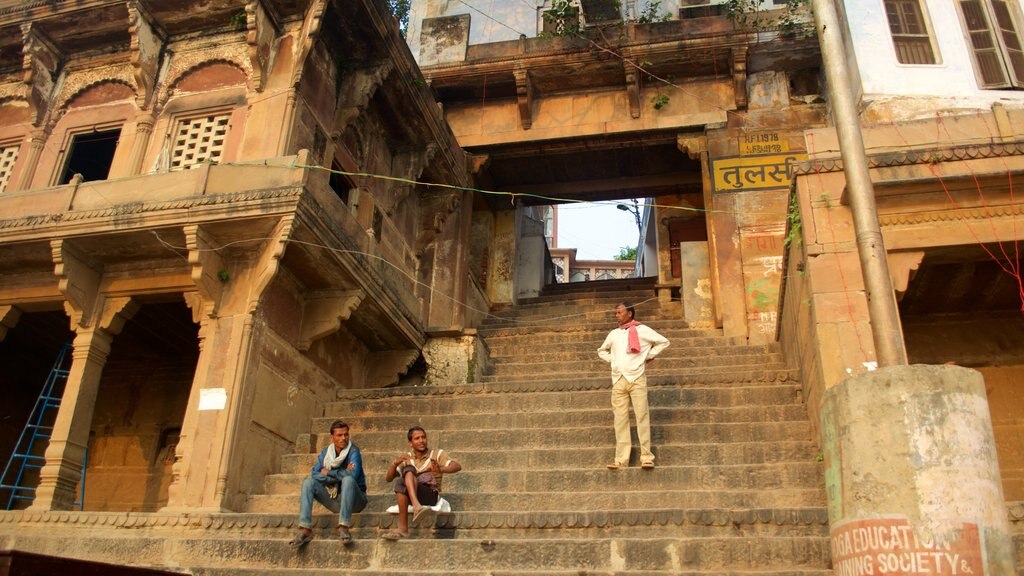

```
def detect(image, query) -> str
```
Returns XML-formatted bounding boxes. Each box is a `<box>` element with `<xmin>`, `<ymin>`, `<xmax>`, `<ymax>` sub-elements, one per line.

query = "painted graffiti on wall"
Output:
<box><xmin>831</xmin><ymin>518</ymin><xmax>984</xmax><ymax>576</ymax></box>
<box><xmin>741</xmin><ymin>227</ymin><xmax>786</xmax><ymax>343</ymax></box>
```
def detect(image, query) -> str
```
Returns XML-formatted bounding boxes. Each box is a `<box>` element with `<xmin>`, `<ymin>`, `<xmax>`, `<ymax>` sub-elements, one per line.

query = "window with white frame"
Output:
<box><xmin>0</xmin><ymin>144</ymin><xmax>19</xmax><ymax>193</ymax></box>
<box><xmin>885</xmin><ymin>0</ymin><xmax>939</xmax><ymax>64</ymax></box>
<box><xmin>959</xmin><ymin>0</ymin><xmax>1024</xmax><ymax>88</ymax></box>
<box><xmin>169</xmin><ymin>113</ymin><xmax>231</xmax><ymax>171</ymax></box>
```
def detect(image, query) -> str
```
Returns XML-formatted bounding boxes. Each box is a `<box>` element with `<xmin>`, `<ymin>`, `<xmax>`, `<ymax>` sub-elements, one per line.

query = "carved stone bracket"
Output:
<box><xmin>331</xmin><ymin>60</ymin><xmax>395</xmax><ymax>138</ymax></box>
<box><xmin>128</xmin><ymin>0</ymin><xmax>165</xmax><ymax>108</ymax></box>
<box><xmin>622</xmin><ymin>50</ymin><xmax>641</xmax><ymax>120</ymax></box>
<box><xmin>677</xmin><ymin>134</ymin><xmax>708</xmax><ymax>160</ymax></box>
<box><xmin>249</xmin><ymin>215</ymin><xmax>296</xmax><ymax>313</ymax></box>
<box><xmin>513</xmin><ymin>67</ymin><xmax>534</xmax><ymax>130</ymax></box>
<box><xmin>98</xmin><ymin>296</ymin><xmax>141</xmax><ymax>335</ymax></box>
<box><xmin>887</xmin><ymin>250</ymin><xmax>925</xmax><ymax>301</ymax></box>
<box><xmin>731</xmin><ymin>46</ymin><xmax>748</xmax><ymax>110</ymax></box>
<box><xmin>297</xmin><ymin>290</ymin><xmax>365</xmax><ymax>351</ymax></box>
<box><xmin>185</xmin><ymin>225</ymin><xmax>225</xmax><ymax>318</ymax></box>
<box><xmin>387</xmin><ymin>144</ymin><xmax>438</xmax><ymax>215</ymax></box>
<box><xmin>0</xmin><ymin>305</ymin><xmax>22</xmax><ymax>343</ymax></box>
<box><xmin>21</xmin><ymin>23</ymin><xmax>62</xmax><ymax>126</ymax></box>
<box><xmin>367</xmin><ymin>349</ymin><xmax>420</xmax><ymax>388</ymax></box>
<box><xmin>467</xmin><ymin>154</ymin><xmax>490</xmax><ymax>176</ymax></box>
<box><xmin>290</xmin><ymin>0</ymin><xmax>327</xmax><ymax>88</ymax></box>
<box><xmin>51</xmin><ymin>239</ymin><xmax>101</xmax><ymax>332</ymax></box>
<box><xmin>246</xmin><ymin>0</ymin><xmax>281</xmax><ymax>93</ymax></box>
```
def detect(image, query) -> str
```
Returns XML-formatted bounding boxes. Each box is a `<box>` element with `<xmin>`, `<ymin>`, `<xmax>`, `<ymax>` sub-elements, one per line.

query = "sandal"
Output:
<box><xmin>381</xmin><ymin>531</ymin><xmax>409</xmax><ymax>540</ymax></box>
<box><xmin>288</xmin><ymin>532</ymin><xmax>313</xmax><ymax>548</ymax></box>
<box><xmin>338</xmin><ymin>527</ymin><xmax>353</xmax><ymax>545</ymax></box>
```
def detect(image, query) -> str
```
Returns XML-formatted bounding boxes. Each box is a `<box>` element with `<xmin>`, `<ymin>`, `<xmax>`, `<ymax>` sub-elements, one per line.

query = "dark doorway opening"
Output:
<box><xmin>59</xmin><ymin>128</ymin><xmax>121</xmax><ymax>185</ymax></box>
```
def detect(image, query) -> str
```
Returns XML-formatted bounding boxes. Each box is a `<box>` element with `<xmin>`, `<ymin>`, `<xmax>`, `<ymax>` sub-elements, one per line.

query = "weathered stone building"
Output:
<box><xmin>0</xmin><ymin>0</ymin><xmax>1021</xmax><ymax>571</ymax></box>
<box><xmin>0</xmin><ymin>0</ymin><xmax>477</xmax><ymax>516</ymax></box>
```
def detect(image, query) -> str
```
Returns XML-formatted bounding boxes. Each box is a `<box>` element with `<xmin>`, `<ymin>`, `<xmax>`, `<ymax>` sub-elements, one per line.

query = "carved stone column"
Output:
<box><xmin>11</xmin><ymin>129</ymin><xmax>47</xmax><ymax>191</ymax></box>
<box><xmin>31</xmin><ymin>297</ymin><xmax>139</xmax><ymax>510</ymax></box>
<box><xmin>124</xmin><ymin>113</ymin><xmax>156</xmax><ymax>176</ymax></box>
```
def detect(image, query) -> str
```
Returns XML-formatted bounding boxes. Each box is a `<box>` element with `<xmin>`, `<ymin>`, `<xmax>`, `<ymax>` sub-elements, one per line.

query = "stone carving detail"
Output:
<box><xmin>367</xmin><ymin>349</ymin><xmax>420</xmax><ymax>388</ymax></box>
<box><xmin>731</xmin><ymin>47</ymin><xmax>748</xmax><ymax>110</ymax></box>
<box><xmin>297</xmin><ymin>290</ymin><xmax>365</xmax><ymax>351</ymax></box>
<box><xmin>246</xmin><ymin>0</ymin><xmax>280</xmax><ymax>92</ymax></box>
<box><xmin>249</xmin><ymin>215</ymin><xmax>296</xmax><ymax>313</ymax></box>
<box><xmin>623</xmin><ymin>57</ymin><xmax>641</xmax><ymax>120</ymax></box>
<box><xmin>50</xmin><ymin>239</ymin><xmax>101</xmax><ymax>331</ymax></box>
<box><xmin>0</xmin><ymin>305</ymin><xmax>22</xmax><ymax>342</ymax></box>
<box><xmin>21</xmin><ymin>23</ymin><xmax>62</xmax><ymax>126</ymax></box>
<box><xmin>332</xmin><ymin>61</ymin><xmax>395</xmax><ymax>138</ymax></box>
<box><xmin>52</xmin><ymin>64</ymin><xmax>137</xmax><ymax>119</ymax></box>
<box><xmin>184</xmin><ymin>225</ymin><xmax>225</xmax><ymax>318</ymax></box>
<box><xmin>128</xmin><ymin>0</ymin><xmax>164</xmax><ymax>108</ymax></box>
<box><xmin>513</xmin><ymin>67</ymin><xmax>533</xmax><ymax>130</ymax></box>
<box><xmin>887</xmin><ymin>251</ymin><xmax>925</xmax><ymax>299</ymax></box>
<box><xmin>290</xmin><ymin>0</ymin><xmax>327</xmax><ymax>88</ymax></box>
<box><xmin>793</xmin><ymin>141</ymin><xmax>1024</xmax><ymax>176</ymax></box>
<box><xmin>677</xmin><ymin>134</ymin><xmax>707</xmax><ymax>160</ymax></box>
<box><xmin>387</xmin><ymin>144</ymin><xmax>437</xmax><ymax>215</ymax></box>
<box><xmin>157</xmin><ymin>44</ymin><xmax>252</xmax><ymax>111</ymax></box>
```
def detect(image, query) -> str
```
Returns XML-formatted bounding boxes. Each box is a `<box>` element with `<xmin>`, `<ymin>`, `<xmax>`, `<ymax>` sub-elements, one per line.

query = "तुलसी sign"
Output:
<box><xmin>831</xmin><ymin>518</ymin><xmax>984</xmax><ymax>576</ymax></box>
<box><xmin>710</xmin><ymin>153</ymin><xmax>807</xmax><ymax>193</ymax></box>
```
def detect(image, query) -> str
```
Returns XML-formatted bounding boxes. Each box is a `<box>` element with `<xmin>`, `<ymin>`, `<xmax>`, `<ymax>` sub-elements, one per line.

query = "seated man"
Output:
<box><xmin>288</xmin><ymin>420</ymin><xmax>367</xmax><ymax>547</ymax></box>
<box><xmin>382</xmin><ymin>426</ymin><xmax>461</xmax><ymax>540</ymax></box>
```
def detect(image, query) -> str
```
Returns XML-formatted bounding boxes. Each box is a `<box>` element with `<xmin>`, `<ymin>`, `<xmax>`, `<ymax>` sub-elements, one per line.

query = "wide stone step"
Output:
<box><xmin>482</xmin><ymin>332</ymin><xmax>741</xmax><ymax>350</ymax></box>
<box><xmin>315</xmin><ymin>405</ymin><xmax>808</xmax><ymax>435</ymax></box>
<box><xmin>484</xmin><ymin>303</ymin><xmax>683</xmax><ymax>323</ymax></box>
<box><xmin>332</xmin><ymin>382</ymin><xmax>804</xmax><ymax>415</ymax></box>
<box><xmin>485</xmin><ymin>355</ymin><xmax>787</xmax><ymax>377</ymax></box>
<box><xmin>193</xmin><ymin>565</ymin><xmax>839</xmax><ymax>569</ymax></box>
<box><xmin>486</xmin><ymin>343</ymin><xmax>780</xmax><ymax>361</ymax></box>
<box><xmin>262</xmin><ymin>462</ymin><xmax>823</xmax><ymax>496</ymax></box>
<box><xmin>246</xmin><ymin>486</ymin><xmax>828</xmax><ymax>513</ymax></box>
<box><xmin>490</xmin><ymin>294</ymin><xmax>670</xmax><ymax>314</ymax></box>
<box><xmin>478</xmin><ymin>368</ymin><xmax>798</xmax><ymax>385</ymax></box>
<box><xmin>281</xmin><ymin>441</ymin><xmax>820</xmax><ymax>472</ymax></box>
<box><xmin>478</xmin><ymin>320</ymin><xmax>708</xmax><ymax>338</ymax></box>
<box><xmin>296</xmin><ymin>422</ymin><xmax>812</xmax><ymax>453</ymax></box>
<box><xmin>2</xmin><ymin>520</ymin><xmax>831</xmax><ymax>569</ymax></box>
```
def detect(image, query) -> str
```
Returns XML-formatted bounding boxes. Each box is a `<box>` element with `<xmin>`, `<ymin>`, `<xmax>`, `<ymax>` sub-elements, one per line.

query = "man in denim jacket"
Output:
<box><xmin>288</xmin><ymin>420</ymin><xmax>367</xmax><ymax>547</ymax></box>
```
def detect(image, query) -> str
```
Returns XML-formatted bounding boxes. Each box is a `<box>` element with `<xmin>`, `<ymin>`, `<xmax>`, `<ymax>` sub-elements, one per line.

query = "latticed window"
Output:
<box><xmin>169</xmin><ymin>113</ymin><xmax>230</xmax><ymax>171</ymax></box>
<box><xmin>0</xmin><ymin>144</ymin><xmax>19</xmax><ymax>193</ymax></box>
<box><xmin>959</xmin><ymin>0</ymin><xmax>1024</xmax><ymax>88</ymax></box>
<box><xmin>885</xmin><ymin>0</ymin><xmax>938</xmax><ymax>64</ymax></box>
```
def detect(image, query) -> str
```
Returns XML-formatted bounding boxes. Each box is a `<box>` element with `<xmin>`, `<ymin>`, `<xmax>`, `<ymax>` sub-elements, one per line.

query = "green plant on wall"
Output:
<box><xmin>636</xmin><ymin>0</ymin><xmax>671</xmax><ymax>23</ymax></box>
<box><xmin>542</xmin><ymin>0</ymin><xmax>583</xmax><ymax>37</ymax></box>
<box><xmin>725</xmin><ymin>0</ymin><xmax>813</xmax><ymax>37</ymax></box>
<box><xmin>784</xmin><ymin>191</ymin><xmax>802</xmax><ymax>248</ymax></box>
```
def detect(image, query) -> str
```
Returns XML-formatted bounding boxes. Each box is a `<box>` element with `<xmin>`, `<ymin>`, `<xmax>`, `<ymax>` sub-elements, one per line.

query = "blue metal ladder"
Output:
<box><xmin>0</xmin><ymin>344</ymin><xmax>86</xmax><ymax>510</ymax></box>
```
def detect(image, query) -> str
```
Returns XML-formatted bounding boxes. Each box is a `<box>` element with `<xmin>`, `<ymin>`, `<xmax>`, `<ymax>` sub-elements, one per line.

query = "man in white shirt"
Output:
<box><xmin>597</xmin><ymin>302</ymin><xmax>670</xmax><ymax>470</ymax></box>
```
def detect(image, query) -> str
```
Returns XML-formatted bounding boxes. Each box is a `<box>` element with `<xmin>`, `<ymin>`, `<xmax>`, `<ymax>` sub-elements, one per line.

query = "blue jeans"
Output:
<box><xmin>298</xmin><ymin>475</ymin><xmax>367</xmax><ymax>528</ymax></box>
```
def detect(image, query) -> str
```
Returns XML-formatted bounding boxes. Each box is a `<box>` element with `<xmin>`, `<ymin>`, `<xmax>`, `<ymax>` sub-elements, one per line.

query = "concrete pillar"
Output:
<box><xmin>821</xmin><ymin>364</ymin><xmax>1014</xmax><ymax>575</ymax></box>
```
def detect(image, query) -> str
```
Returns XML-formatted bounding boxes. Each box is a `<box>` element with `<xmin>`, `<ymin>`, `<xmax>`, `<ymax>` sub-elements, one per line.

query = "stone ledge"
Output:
<box><xmin>337</xmin><ymin>371</ymin><xmax>799</xmax><ymax>400</ymax></box>
<box><xmin>0</xmin><ymin>507</ymin><xmax>829</xmax><ymax>533</ymax></box>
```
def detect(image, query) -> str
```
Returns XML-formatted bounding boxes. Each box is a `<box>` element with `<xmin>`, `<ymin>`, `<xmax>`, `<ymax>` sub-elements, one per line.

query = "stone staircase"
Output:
<box><xmin>228</xmin><ymin>277</ymin><xmax>832</xmax><ymax>574</ymax></box>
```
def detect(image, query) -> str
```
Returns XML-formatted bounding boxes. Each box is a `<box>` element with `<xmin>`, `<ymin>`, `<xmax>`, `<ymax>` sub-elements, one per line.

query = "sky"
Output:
<box><xmin>556</xmin><ymin>201</ymin><xmax>643</xmax><ymax>261</ymax></box>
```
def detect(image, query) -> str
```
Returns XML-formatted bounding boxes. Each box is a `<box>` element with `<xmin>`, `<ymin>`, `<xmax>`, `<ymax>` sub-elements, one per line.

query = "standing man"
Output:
<box><xmin>382</xmin><ymin>426</ymin><xmax>461</xmax><ymax>540</ymax></box>
<box><xmin>288</xmin><ymin>420</ymin><xmax>367</xmax><ymax>548</ymax></box>
<box><xmin>598</xmin><ymin>302</ymin><xmax>670</xmax><ymax>470</ymax></box>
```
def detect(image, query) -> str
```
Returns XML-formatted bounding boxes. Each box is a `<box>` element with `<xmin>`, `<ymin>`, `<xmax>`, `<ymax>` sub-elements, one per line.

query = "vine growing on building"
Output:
<box><xmin>725</xmin><ymin>0</ymin><xmax>813</xmax><ymax>38</ymax></box>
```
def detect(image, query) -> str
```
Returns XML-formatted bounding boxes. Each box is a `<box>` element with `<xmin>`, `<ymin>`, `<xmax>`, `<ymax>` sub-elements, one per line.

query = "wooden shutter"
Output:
<box><xmin>960</xmin><ymin>0</ymin><xmax>1024</xmax><ymax>88</ymax></box>
<box><xmin>884</xmin><ymin>0</ymin><xmax>937</xmax><ymax>64</ymax></box>
<box><xmin>990</xmin><ymin>0</ymin><xmax>1024</xmax><ymax>84</ymax></box>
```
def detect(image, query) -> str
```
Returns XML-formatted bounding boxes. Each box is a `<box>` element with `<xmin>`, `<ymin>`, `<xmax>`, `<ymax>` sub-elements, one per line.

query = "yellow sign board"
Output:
<box><xmin>740</xmin><ymin>131</ymin><xmax>790</xmax><ymax>155</ymax></box>
<box><xmin>710</xmin><ymin>153</ymin><xmax>807</xmax><ymax>193</ymax></box>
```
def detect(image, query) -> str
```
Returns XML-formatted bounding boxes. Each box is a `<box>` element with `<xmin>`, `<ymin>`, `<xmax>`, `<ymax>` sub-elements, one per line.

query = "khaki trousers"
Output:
<box><xmin>611</xmin><ymin>374</ymin><xmax>654</xmax><ymax>465</ymax></box>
